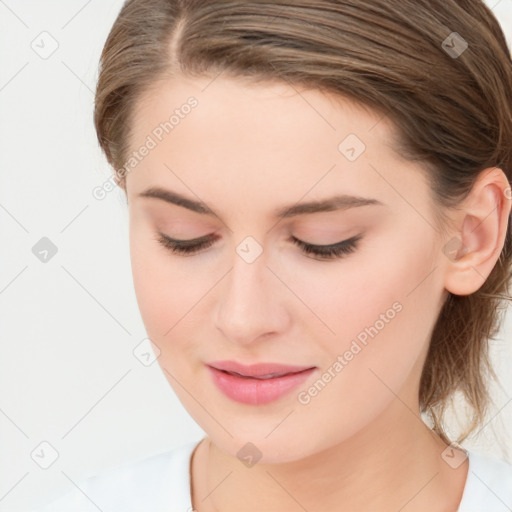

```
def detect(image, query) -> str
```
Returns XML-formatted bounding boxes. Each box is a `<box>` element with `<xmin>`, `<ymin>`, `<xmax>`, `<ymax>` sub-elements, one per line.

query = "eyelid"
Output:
<box><xmin>156</xmin><ymin>231</ymin><xmax>362</xmax><ymax>260</ymax></box>
<box><xmin>158</xmin><ymin>232</ymin><xmax>354</xmax><ymax>247</ymax></box>
<box><xmin>158</xmin><ymin>232</ymin><xmax>217</xmax><ymax>248</ymax></box>
<box><xmin>290</xmin><ymin>233</ymin><xmax>362</xmax><ymax>258</ymax></box>
<box><xmin>289</xmin><ymin>233</ymin><xmax>361</xmax><ymax>247</ymax></box>
<box><xmin>166</xmin><ymin>234</ymin><xmax>212</xmax><ymax>244</ymax></box>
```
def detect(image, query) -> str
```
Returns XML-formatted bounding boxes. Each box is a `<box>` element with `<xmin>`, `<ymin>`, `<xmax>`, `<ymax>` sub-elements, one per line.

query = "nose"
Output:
<box><xmin>213</xmin><ymin>246</ymin><xmax>290</xmax><ymax>346</ymax></box>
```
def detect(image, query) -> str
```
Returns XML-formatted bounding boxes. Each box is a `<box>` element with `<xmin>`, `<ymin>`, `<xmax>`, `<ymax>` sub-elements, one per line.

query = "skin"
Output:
<box><xmin>124</xmin><ymin>74</ymin><xmax>511</xmax><ymax>512</ymax></box>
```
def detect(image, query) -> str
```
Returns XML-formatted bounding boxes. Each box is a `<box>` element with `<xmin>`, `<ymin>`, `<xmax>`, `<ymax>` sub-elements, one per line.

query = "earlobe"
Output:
<box><xmin>443</xmin><ymin>167</ymin><xmax>512</xmax><ymax>296</ymax></box>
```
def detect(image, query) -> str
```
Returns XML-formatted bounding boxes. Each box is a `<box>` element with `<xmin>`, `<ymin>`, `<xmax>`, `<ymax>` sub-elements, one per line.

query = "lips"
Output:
<box><xmin>208</xmin><ymin>360</ymin><xmax>315</xmax><ymax>378</ymax></box>
<box><xmin>207</xmin><ymin>362</ymin><xmax>317</xmax><ymax>405</ymax></box>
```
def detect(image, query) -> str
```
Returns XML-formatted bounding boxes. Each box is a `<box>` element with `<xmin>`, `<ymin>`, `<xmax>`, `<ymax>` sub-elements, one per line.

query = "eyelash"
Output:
<box><xmin>155</xmin><ymin>232</ymin><xmax>362</xmax><ymax>261</ymax></box>
<box><xmin>290</xmin><ymin>235</ymin><xmax>361</xmax><ymax>259</ymax></box>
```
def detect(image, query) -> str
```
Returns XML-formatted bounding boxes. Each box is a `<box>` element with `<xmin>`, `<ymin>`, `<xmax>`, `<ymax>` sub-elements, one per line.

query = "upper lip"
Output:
<box><xmin>208</xmin><ymin>360</ymin><xmax>315</xmax><ymax>378</ymax></box>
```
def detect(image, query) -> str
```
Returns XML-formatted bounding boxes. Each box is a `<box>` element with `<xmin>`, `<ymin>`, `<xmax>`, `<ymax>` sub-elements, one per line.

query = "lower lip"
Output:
<box><xmin>207</xmin><ymin>366</ymin><xmax>316</xmax><ymax>405</ymax></box>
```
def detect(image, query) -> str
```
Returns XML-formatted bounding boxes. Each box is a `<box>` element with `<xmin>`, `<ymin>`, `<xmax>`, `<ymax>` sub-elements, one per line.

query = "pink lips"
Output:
<box><xmin>207</xmin><ymin>360</ymin><xmax>316</xmax><ymax>405</ymax></box>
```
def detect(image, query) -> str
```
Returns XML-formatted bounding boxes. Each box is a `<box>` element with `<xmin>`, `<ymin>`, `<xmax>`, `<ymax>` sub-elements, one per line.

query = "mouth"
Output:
<box><xmin>218</xmin><ymin>369</ymin><xmax>305</xmax><ymax>379</ymax></box>
<box><xmin>208</xmin><ymin>360</ymin><xmax>315</xmax><ymax>378</ymax></box>
<box><xmin>206</xmin><ymin>361</ymin><xmax>317</xmax><ymax>405</ymax></box>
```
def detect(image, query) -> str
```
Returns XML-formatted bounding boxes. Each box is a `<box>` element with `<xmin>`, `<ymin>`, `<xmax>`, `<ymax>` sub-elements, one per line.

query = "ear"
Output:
<box><xmin>443</xmin><ymin>167</ymin><xmax>512</xmax><ymax>296</ymax></box>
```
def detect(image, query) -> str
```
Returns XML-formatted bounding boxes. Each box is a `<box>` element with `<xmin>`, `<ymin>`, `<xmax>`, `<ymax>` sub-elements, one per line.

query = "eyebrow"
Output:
<box><xmin>139</xmin><ymin>186</ymin><xmax>384</xmax><ymax>219</ymax></box>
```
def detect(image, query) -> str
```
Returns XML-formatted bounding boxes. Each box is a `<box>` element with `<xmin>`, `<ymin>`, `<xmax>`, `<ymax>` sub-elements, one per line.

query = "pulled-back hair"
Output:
<box><xmin>94</xmin><ymin>0</ymin><xmax>512</xmax><ymax>446</ymax></box>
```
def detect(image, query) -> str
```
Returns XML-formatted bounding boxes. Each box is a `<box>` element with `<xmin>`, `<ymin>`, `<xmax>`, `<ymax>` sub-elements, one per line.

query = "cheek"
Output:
<box><xmin>129</xmin><ymin>230</ymin><xmax>185</xmax><ymax>338</ymax></box>
<box><xmin>278</xmin><ymin>234</ymin><xmax>441</xmax><ymax>447</ymax></box>
<box><xmin>300</xmin><ymin>230</ymin><xmax>441</xmax><ymax>394</ymax></box>
<box><xmin>129</xmin><ymin>229</ymin><xmax>215</xmax><ymax>360</ymax></box>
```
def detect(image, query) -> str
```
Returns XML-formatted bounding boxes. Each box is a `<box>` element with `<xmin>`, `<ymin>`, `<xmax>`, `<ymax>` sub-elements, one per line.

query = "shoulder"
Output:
<box><xmin>29</xmin><ymin>439</ymin><xmax>199</xmax><ymax>512</ymax></box>
<box><xmin>458</xmin><ymin>449</ymin><xmax>512</xmax><ymax>512</ymax></box>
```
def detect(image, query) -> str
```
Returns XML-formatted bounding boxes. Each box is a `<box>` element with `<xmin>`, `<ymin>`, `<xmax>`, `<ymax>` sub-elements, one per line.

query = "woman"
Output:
<box><xmin>32</xmin><ymin>0</ymin><xmax>512</xmax><ymax>510</ymax></box>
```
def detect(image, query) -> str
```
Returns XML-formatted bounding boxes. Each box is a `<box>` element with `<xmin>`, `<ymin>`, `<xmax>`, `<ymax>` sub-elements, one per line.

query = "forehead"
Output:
<box><xmin>131</xmin><ymin>73</ymin><xmax>388</xmax><ymax>139</ymax></box>
<box><xmin>126</xmin><ymin>75</ymin><xmax>425</xmax><ymax>218</ymax></box>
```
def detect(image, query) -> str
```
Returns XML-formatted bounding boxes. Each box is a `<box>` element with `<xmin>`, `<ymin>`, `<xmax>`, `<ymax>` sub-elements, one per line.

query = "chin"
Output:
<box><xmin>206</xmin><ymin>428</ymin><xmax>322</xmax><ymax>466</ymax></box>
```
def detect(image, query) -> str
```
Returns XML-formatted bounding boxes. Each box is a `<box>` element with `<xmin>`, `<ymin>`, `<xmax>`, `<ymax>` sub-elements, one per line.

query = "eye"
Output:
<box><xmin>290</xmin><ymin>234</ymin><xmax>362</xmax><ymax>260</ymax></box>
<box><xmin>155</xmin><ymin>232</ymin><xmax>362</xmax><ymax>261</ymax></box>
<box><xmin>155</xmin><ymin>233</ymin><xmax>217</xmax><ymax>256</ymax></box>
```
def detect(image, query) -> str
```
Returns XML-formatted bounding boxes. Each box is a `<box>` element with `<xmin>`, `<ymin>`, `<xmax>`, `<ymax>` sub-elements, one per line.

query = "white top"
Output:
<box><xmin>30</xmin><ymin>439</ymin><xmax>512</xmax><ymax>512</ymax></box>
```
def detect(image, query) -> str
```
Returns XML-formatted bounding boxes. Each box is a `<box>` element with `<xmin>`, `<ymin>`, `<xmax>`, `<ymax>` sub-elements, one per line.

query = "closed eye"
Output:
<box><xmin>290</xmin><ymin>234</ymin><xmax>362</xmax><ymax>260</ymax></box>
<box><xmin>155</xmin><ymin>232</ymin><xmax>362</xmax><ymax>261</ymax></box>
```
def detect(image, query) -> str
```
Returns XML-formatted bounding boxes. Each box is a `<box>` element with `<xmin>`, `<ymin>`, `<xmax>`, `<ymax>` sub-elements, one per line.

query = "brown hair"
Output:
<box><xmin>94</xmin><ymin>0</ymin><xmax>512</xmax><ymax>447</ymax></box>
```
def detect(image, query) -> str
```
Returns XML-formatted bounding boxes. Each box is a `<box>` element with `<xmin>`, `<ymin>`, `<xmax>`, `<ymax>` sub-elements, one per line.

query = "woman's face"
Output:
<box><xmin>125</xmin><ymin>75</ymin><xmax>450</xmax><ymax>463</ymax></box>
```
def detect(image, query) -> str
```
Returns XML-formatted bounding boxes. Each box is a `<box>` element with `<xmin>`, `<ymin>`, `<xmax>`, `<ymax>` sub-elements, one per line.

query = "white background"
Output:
<box><xmin>0</xmin><ymin>1</ymin><xmax>511</xmax><ymax>510</ymax></box>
